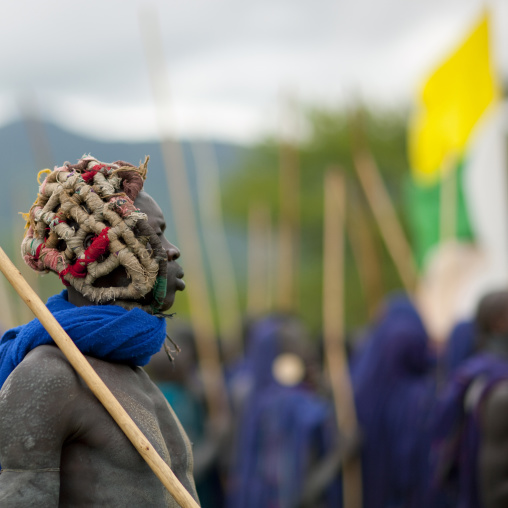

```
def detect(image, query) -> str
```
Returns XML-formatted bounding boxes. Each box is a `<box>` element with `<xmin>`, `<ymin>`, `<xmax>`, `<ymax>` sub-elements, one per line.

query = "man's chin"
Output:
<box><xmin>158</xmin><ymin>293</ymin><xmax>176</xmax><ymax>313</ymax></box>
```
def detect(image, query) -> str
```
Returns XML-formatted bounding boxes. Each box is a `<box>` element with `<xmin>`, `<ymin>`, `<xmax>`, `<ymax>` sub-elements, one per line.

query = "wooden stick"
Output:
<box><xmin>322</xmin><ymin>170</ymin><xmax>362</xmax><ymax>508</ymax></box>
<box><xmin>247</xmin><ymin>202</ymin><xmax>272</xmax><ymax>315</ymax></box>
<box><xmin>0</xmin><ymin>269</ymin><xmax>16</xmax><ymax>330</ymax></box>
<box><xmin>276</xmin><ymin>94</ymin><xmax>300</xmax><ymax>312</ymax></box>
<box><xmin>138</xmin><ymin>7</ymin><xmax>229</xmax><ymax>422</ymax></box>
<box><xmin>0</xmin><ymin>247</ymin><xmax>199</xmax><ymax>508</ymax></box>
<box><xmin>12</xmin><ymin>199</ymin><xmax>40</xmax><ymax>327</ymax></box>
<box><xmin>439</xmin><ymin>154</ymin><xmax>458</xmax><ymax>244</ymax></box>
<box><xmin>353</xmin><ymin>150</ymin><xmax>418</xmax><ymax>293</ymax></box>
<box><xmin>192</xmin><ymin>140</ymin><xmax>243</xmax><ymax>351</ymax></box>
<box><xmin>345</xmin><ymin>190</ymin><xmax>383</xmax><ymax>320</ymax></box>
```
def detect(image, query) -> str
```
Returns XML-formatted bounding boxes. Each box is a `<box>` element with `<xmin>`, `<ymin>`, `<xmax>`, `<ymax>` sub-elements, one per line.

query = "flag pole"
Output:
<box><xmin>322</xmin><ymin>169</ymin><xmax>362</xmax><ymax>508</ymax></box>
<box><xmin>439</xmin><ymin>154</ymin><xmax>458</xmax><ymax>244</ymax></box>
<box><xmin>0</xmin><ymin>247</ymin><xmax>199</xmax><ymax>508</ymax></box>
<box><xmin>138</xmin><ymin>7</ymin><xmax>229</xmax><ymax>423</ymax></box>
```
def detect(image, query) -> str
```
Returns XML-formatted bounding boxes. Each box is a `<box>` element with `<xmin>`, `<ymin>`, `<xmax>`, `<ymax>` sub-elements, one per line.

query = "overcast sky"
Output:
<box><xmin>1</xmin><ymin>0</ymin><xmax>506</xmax><ymax>143</ymax></box>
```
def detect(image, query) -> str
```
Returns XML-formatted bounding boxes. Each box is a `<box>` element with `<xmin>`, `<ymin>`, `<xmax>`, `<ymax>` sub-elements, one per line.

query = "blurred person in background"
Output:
<box><xmin>440</xmin><ymin>320</ymin><xmax>476</xmax><ymax>382</ymax></box>
<box><xmin>430</xmin><ymin>289</ymin><xmax>508</xmax><ymax>508</ymax></box>
<box><xmin>226</xmin><ymin>313</ymin><xmax>342</xmax><ymax>508</ymax></box>
<box><xmin>351</xmin><ymin>294</ymin><xmax>436</xmax><ymax>508</ymax></box>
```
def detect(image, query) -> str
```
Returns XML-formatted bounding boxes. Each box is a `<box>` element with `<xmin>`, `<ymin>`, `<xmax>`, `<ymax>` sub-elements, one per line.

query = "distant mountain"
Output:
<box><xmin>0</xmin><ymin>119</ymin><xmax>249</xmax><ymax>242</ymax></box>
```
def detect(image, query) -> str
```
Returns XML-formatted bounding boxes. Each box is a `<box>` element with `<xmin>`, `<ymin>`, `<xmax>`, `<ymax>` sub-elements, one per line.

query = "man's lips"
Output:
<box><xmin>176</xmin><ymin>269</ymin><xmax>185</xmax><ymax>290</ymax></box>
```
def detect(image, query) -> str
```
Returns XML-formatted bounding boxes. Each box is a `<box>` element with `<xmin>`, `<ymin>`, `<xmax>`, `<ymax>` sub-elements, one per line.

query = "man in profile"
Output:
<box><xmin>0</xmin><ymin>156</ymin><xmax>200</xmax><ymax>507</ymax></box>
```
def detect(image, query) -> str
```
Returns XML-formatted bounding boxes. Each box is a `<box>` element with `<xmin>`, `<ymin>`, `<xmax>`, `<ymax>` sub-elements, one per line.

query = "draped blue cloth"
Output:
<box><xmin>0</xmin><ymin>290</ymin><xmax>167</xmax><ymax>389</ymax></box>
<box><xmin>227</xmin><ymin>316</ymin><xmax>340</xmax><ymax>508</ymax></box>
<box><xmin>430</xmin><ymin>352</ymin><xmax>508</xmax><ymax>508</ymax></box>
<box><xmin>351</xmin><ymin>294</ymin><xmax>436</xmax><ymax>508</ymax></box>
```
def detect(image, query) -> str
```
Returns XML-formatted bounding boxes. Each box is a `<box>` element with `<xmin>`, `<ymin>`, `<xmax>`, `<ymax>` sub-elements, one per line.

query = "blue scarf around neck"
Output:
<box><xmin>0</xmin><ymin>290</ymin><xmax>167</xmax><ymax>389</ymax></box>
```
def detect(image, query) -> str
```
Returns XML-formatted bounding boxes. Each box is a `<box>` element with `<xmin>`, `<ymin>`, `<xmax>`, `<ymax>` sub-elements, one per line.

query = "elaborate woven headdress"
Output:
<box><xmin>21</xmin><ymin>155</ymin><xmax>168</xmax><ymax>313</ymax></box>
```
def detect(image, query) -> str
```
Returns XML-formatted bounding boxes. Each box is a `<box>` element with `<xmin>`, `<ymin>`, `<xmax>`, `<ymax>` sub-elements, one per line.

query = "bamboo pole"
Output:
<box><xmin>276</xmin><ymin>93</ymin><xmax>300</xmax><ymax>312</ymax></box>
<box><xmin>191</xmin><ymin>140</ymin><xmax>242</xmax><ymax>351</ymax></box>
<box><xmin>322</xmin><ymin>170</ymin><xmax>362</xmax><ymax>508</ymax></box>
<box><xmin>17</xmin><ymin>93</ymin><xmax>54</xmax><ymax>171</ymax></box>
<box><xmin>346</xmin><ymin>190</ymin><xmax>384</xmax><ymax>320</ymax></box>
<box><xmin>0</xmin><ymin>268</ymin><xmax>16</xmax><ymax>330</ymax></box>
<box><xmin>247</xmin><ymin>202</ymin><xmax>272</xmax><ymax>316</ymax></box>
<box><xmin>139</xmin><ymin>7</ymin><xmax>229</xmax><ymax>422</ymax></box>
<box><xmin>0</xmin><ymin>247</ymin><xmax>199</xmax><ymax>508</ymax></box>
<box><xmin>12</xmin><ymin>192</ymin><xmax>40</xmax><ymax>327</ymax></box>
<box><xmin>353</xmin><ymin>150</ymin><xmax>418</xmax><ymax>293</ymax></box>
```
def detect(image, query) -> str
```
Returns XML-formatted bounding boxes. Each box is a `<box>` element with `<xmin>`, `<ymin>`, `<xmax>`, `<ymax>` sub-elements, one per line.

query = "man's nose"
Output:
<box><xmin>167</xmin><ymin>242</ymin><xmax>180</xmax><ymax>261</ymax></box>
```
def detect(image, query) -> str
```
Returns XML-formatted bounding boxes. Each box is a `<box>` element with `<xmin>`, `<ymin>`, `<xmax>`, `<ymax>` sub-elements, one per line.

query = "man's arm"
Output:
<box><xmin>0</xmin><ymin>346</ymin><xmax>78</xmax><ymax>508</ymax></box>
<box><xmin>479</xmin><ymin>380</ymin><xmax>508</xmax><ymax>508</ymax></box>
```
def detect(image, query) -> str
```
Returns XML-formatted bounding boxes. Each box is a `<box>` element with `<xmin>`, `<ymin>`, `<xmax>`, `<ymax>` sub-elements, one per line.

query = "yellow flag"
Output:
<box><xmin>409</xmin><ymin>12</ymin><xmax>499</xmax><ymax>186</ymax></box>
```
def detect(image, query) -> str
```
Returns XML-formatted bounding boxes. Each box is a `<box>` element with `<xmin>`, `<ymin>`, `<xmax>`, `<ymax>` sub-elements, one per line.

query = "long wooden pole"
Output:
<box><xmin>247</xmin><ymin>202</ymin><xmax>272</xmax><ymax>316</ymax></box>
<box><xmin>192</xmin><ymin>140</ymin><xmax>243</xmax><ymax>350</ymax></box>
<box><xmin>322</xmin><ymin>170</ymin><xmax>362</xmax><ymax>508</ymax></box>
<box><xmin>0</xmin><ymin>270</ymin><xmax>16</xmax><ymax>330</ymax></box>
<box><xmin>345</xmin><ymin>191</ymin><xmax>383</xmax><ymax>320</ymax></box>
<box><xmin>0</xmin><ymin>247</ymin><xmax>199</xmax><ymax>508</ymax></box>
<box><xmin>139</xmin><ymin>7</ymin><xmax>229</xmax><ymax>422</ymax></box>
<box><xmin>276</xmin><ymin>93</ymin><xmax>300</xmax><ymax>312</ymax></box>
<box><xmin>439</xmin><ymin>154</ymin><xmax>458</xmax><ymax>244</ymax></box>
<box><xmin>353</xmin><ymin>150</ymin><xmax>418</xmax><ymax>293</ymax></box>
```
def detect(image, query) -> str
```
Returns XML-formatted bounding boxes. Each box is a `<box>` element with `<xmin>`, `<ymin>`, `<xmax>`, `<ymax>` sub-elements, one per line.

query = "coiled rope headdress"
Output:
<box><xmin>21</xmin><ymin>155</ymin><xmax>168</xmax><ymax>313</ymax></box>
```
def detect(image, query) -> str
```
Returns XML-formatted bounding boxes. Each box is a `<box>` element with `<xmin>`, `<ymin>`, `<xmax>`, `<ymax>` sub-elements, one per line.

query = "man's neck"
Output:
<box><xmin>67</xmin><ymin>287</ymin><xmax>96</xmax><ymax>307</ymax></box>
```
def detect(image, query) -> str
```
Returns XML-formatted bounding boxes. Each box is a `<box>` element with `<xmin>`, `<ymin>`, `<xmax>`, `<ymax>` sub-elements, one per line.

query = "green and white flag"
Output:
<box><xmin>408</xmin><ymin>12</ymin><xmax>508</xmax><ymax>340</ymax></box>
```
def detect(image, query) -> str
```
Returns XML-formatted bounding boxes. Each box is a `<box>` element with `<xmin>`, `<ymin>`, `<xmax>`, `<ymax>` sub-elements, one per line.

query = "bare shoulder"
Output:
<box><xmin>481</xmin><ymin>380</ymin><xmax>508</xmax><ymax>440</ymax></box>
<box><xmin>0</xmin><ymin>345</ymin><xmax>80</xmax><ymax>423</ymax></box>
<box><xmin>0</xmin><ymin>345</ymin><xmax>80</xmax><ymax>472</ymax></box>
<box><xmin>17</xmin><ymin>344</ymin><xmax>75</xmax><ymax>374</ymax></box>
<box><xmin>5</xmin><ymin>344</ymin><xmax>77</xmax><ymax>390</ymax></box>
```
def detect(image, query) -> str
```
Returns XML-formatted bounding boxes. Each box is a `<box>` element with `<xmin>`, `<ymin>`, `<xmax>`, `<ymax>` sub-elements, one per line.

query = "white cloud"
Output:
<box><xmin>0</xmin><ymin>0</ymin><xmax>504</xmax><ymax>142</ymax></box>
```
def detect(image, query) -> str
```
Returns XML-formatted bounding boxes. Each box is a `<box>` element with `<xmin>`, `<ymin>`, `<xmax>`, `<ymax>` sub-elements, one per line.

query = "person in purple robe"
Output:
<box><xmin>351</xmin><ymin>294</ymin><xmax>436</xmax><ymax>508</ymax></box>
<box><xmin>226</xmin><ymin>314</ymin><xmax>341</xmax><ymax>508</ymax></box>
<box><xmin>430</xmin><ymin>289</ymin><xmax>508</xmax><ymax>508</ymax></box>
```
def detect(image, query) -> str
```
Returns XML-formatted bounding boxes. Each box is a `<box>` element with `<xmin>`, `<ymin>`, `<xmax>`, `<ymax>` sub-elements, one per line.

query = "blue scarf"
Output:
<box><xmin>0</xmin><ymin>290</ymin><xmax>167</xmax><ymax>388</ymax></box>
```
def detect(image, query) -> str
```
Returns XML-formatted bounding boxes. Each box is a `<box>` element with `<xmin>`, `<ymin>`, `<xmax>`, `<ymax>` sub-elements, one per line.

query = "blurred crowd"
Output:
<box><xmin>145</xmin><ymin>288</ymin><xmax>508</xmax><ymax>508</ymax></box>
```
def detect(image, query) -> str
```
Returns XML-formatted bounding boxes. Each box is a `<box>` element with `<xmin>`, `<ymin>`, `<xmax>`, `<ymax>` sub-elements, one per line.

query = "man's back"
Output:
<box><xmin>0</xmin><ymin>345</ymin><xmax>198</xmax><ymax>507</ymax></box>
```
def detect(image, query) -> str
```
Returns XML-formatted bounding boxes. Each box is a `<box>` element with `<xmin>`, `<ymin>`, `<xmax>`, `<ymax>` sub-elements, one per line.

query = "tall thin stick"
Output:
<box><xmin>0</xmin><ymin>270</ymin><xmax>16</xmax><ymax>331</ymax></box>
<box><xmin>247</xmin><ymin>202</ymin><xmax>272</xmax><ymax>316</ymax></box>
<box><xmin>192</xmin><ymin>140</ymin><xmax>242</xmax><ymax>351</ymax></box>
<box><xmin>439</xmin><ymin>154</ymin><xmax>458</xmax><ymax>244</ymax></box>
<box><xmin>353</xmin><ymin>150</ymin><xmax>418</xmax><ymax>293</ymax></box>
<box><xmin>0</xmin><ymin>247</ymin><xmax>199</xmax><ymax>508</ymax></box>
<box><xmin>276</xmin><ymin>93</ymin><xmax>300</xmax><ymax>312</ymax></box>
<box><xmin>322</xmin><ymin>170</ymin><xmax>362</xmax><ymax>508</ymax></box>
<box><xmin>12</xmin><ymin>193</ymin><xmax>40</xmax><ymax>326</ymax></box>
<box><xmin>139</xmin><ymin>7</ymin><xmax>229</xmax><ymax>422</ymax></box>
<box><xmin>346</xmin><ymin>190</ymin><xmax>383</xmax><ymax>320</ymax></box>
